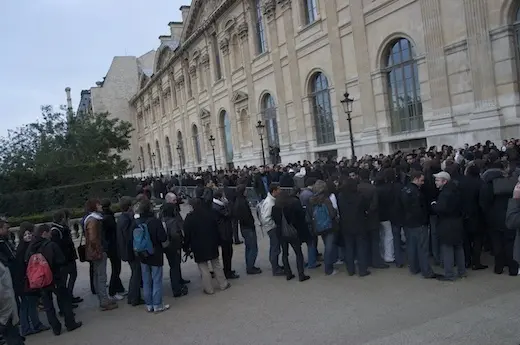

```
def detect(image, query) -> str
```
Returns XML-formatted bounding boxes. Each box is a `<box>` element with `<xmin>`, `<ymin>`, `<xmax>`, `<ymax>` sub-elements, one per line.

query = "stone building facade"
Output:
<box><xmin>130</xmin><ymin>0</ymin><xmax>520</xmax><ymax>175</ymax></box>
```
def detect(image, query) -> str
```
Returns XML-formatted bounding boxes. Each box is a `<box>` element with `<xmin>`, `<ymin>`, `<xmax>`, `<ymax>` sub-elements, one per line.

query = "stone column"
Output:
<box><xmin>349</xmin><ymin>0</ymin><xmax>379</xmax><ymax>143</ymax></box>
<box><xmin>420</xmin><ymin>0</ymin><xmax>452</xmax><ymax>126</ymax></box>
<box><xmin>201</xmin><ymin>52</ymin><xmax>213</xmax><ymax>159</ymax></box>
<box><xmin>463</xmin><ymin>0</ymin><xmax>499</xmax><ymax>115</ymax></box>
<box><xmin>263</xmin><ymin>0</ymin><xmax>290</xmax><ymax>151</ymax></box>
<box><xmin>176</xmin><ymin>75</ymin><xmax>187</xmax><ymax>171</ymax></box>
<box><xmin>189</xmin><ymin>61</ymin><xmax>204</xmax><ymax>167</ymax></box>
<box><xmin>237</xmin><ymin>21</ymin><xmax>260</xmax><ymax>152</ymax></box>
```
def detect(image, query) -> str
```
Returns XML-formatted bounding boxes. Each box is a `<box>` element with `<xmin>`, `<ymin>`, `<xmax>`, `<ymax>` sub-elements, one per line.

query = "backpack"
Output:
<box><xmin>133</xmin><ymin>222</ymin><xmax>154</xmax><ymax>259</ymax></box>
<box><xmin>312</xmin><ymin>203</ymin><xmax>332</xmax><ymax>234</ymax></box>
<box><xmin>26</xmin><ymin>246</ymin><xmax>53</xmax><ymax>290</ymax></box>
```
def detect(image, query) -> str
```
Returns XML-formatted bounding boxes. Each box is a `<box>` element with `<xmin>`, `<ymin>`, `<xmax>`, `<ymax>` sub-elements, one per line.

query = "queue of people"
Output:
<box><xmin>2</xmin><ymin>138</ymin><xmax>520</xmax><ymax>344</ymax></box>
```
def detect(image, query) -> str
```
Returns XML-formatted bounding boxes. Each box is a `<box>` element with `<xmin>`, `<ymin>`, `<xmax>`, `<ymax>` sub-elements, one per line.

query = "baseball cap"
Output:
<box><xmin>433</xmin><ymin>171</ymin><xmax>451</xmax><ymax>181</ymax></box>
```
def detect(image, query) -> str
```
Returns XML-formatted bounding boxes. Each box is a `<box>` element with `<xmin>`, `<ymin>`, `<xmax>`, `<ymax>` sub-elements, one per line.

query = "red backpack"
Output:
<box><xmin>26</xmin><ymin>249</ymin><xmax>53</xmax><ymax>290</ymax></box>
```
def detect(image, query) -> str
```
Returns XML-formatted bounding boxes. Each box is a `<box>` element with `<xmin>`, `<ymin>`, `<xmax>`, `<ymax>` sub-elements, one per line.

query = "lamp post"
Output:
<box><xmin>341</xmin><ymin>92</ymin><xmax>355</xmax><ymax>160</ymax></box>
<box><xmin>151</xmin><ymin>152</ymin><xmax>157</xmax><ymax>176</ymax></box>
<box><xmin>137</xmin><ymin>156</ymin><xmax>145</xmax><ymax>179</ymax></box>
<box><xmin>208</xmin><ymin>135</ymin><xmax>217</xmax><ymax>172</ymax></box>
<box><xmin>256</xmin><ymin>120</ymin><xmax>266</xmax><ymax>166</ymax></box>
<box><xmin>176</xmin><ymin>142</ymin><xmax>183</xmax><ymax>173</ymax></box>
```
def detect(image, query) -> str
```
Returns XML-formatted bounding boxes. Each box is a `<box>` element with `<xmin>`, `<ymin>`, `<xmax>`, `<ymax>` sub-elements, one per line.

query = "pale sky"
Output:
<box><xmin>0</xmin><ymin>0</ymin><xmax>184</xmax><ymax>137</ymax></box>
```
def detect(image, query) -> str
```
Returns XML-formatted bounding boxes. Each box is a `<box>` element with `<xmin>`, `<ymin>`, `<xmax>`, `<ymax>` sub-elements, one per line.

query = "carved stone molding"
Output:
<box><xmin>237</xmin><ymin>22</ymin><xmax>249</xmax><ymax>41</ymax></box>
<box><xmin>176</xmin><ymin>74</ymin><xmax>185</xmax><ymax>88</ymax></box>
<box><xmin>200</xmin><ymin>108</ymin><xmax>211</xmax><ymax>119</ymax></box>
<box><xmin>262</xmin><ymin>0</ymin><xmax>276</xmax><ymax>21</ymax></box>
<box><xmin>231</xmin><ymin>90</ymin><xmax>248</xmax><ymax>104</ymax></box>
<box><xmin>189</xmin><ymin>63</ymin><xmax>197</xmax><ymax>77</ymax></box>
<box><xmin>277</xmin><ymin>0</ymin><xmax>291</xmax><ymax>10</ymax></box>
<box><xmin>219</xmin><ymin>37</ymin><xmax>230</xmax><ymax>55</ymax></box>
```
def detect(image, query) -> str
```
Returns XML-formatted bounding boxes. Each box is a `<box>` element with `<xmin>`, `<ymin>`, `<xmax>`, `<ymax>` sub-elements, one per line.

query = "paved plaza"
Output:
<box><xmin>25</xmin><ymin>228</ymin><xmax>520</xmax><ymax>345</ymax></box>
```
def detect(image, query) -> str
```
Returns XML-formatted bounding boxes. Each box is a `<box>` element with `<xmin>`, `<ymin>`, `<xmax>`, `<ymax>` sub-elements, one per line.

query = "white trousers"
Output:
<box><xmin>379</xmin><ymin>221</ymin><xmax>394</xmax><ymax>263</ymax></box>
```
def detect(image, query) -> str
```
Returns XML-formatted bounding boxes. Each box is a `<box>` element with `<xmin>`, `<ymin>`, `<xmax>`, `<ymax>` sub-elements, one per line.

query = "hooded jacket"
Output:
<box><xmin>50</xmin><ymin>222</ymin><xmax>78</xmax><ymax>263</ymax></box>
<box><xmin>26</xmin><ymin>236</ymin><xmax>66</xmax><ymax>284</ymax></box>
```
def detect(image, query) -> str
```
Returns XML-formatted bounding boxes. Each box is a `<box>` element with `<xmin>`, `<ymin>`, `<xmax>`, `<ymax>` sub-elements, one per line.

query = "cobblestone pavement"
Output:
<box><xmin>26</xmin><ymin>227</ymin><xmax>520</xmax><ymax>345</ymax></box>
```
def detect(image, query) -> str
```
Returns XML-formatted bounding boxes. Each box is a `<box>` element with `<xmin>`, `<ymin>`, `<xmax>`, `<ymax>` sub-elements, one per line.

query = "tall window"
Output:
<box><xmin>304</xmin><ymin>0</ymin><xmax>318</xmax><ymax>24</ymax></box>
<box><xmin>310</xmin><ymin>72</ymin><xmax>335</xmax><ymax>145</ymax></box>
<box><xmin>165</xmin><ymin>136</ymin><xmax>173</xmax><ymax>167</ymax></box>
<box><xmin>147</xmin><ymin>143</ymin><xmax>152</xmax><ymax>168</ymax></box>
<box><xmin>385</xmin><ymin>38</ymin><xmax>423</xmax><ymax>134</ymax></box>
<box><xmin>140</xmin><ymin>146</ymin><xmax>146</xmax><ymax>169</ymax></box>
<box><xmin>155</xmin><ymin>140</ymin><xmax>162</xmax><ymax>167</ymax></box>
<box><xmin>192</xmin><ymin>124</ymin><xmax>202</xmax><ymax>164</ymax></box>
<box><xmin>212</xmin><ymin>33</ymin><xmax>222</xmax><ymax>80</ymax></box>
<box><xmin>221</xmin><ymin>111</ymin><xmax>234</xmax><ymax>163</ymax></box>
<box><xmin>255</xmin><ymin>0</ymin><xmax>267</xmax><ymax>54</ymax></box>
<box><xmin>261</xmin><ymin>94</ymin><xmax>280</xmax><ymax>148</ymax></box>
<box><xmin>232</xmin><ymin>34</ymin><xmax>242</xmax><ymax>70</ymax></box>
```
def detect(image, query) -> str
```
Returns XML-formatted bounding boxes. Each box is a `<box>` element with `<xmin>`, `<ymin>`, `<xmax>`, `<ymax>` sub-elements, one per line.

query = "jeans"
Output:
<box><xmin>344</xmin><ymin>232</ymin><xmax>369</xmax><ymax>276</ymax></box>
<box><xmin>197</xmin><ymin>259</ymin><xmax>228</xmax><ymax>294</ymax></box>
<box><xmin>322</xmin><ymin>232</ymin><xmax>336</xmax><ymax>275</ymax></box>
<box><xmin>391</xmin><ymin>223</ymin><xmax>405</xmax><ymax>266</ymax></box>
<box><xmin>41</xmin><ymin>285</ymin><xmax>76</xmax><ymax>333</ymax></box>
<box><xmin>165</xmin><ymin>248</ymin><xmax>182</xmax><ymax>294</ymax></box>
<box><xmin>141</xmin><ymin>264</ymin><xmax>164</xmax><ymax>308</ymax></box>
<box><xmin>92</xmin><ymin>253</ymin><xmax>109</xmax><ymax>305</ymax></box>
<box><xmin>220</xmin><ymin>242</ymin><xmax>233</xmax><ymax>275</ymax></box>
<box><xmin>441</xmin><ymin>244</ymin><xmax>466</xmax><ymax>280</ymax></box>
<box><xmin>241</xmin><ymin>228</ymin><xmax>258</xmax><ymax>270</ymax></box>
<box><xmin>19</xmin><ymin>295</ymin><xmax>45</xmax><ymax>335</ymax></box>
<box><xmin>127</xmin><ymin>260</ymin><xmax>142</xmax><ymax>304</ymax></box>
<box><xmin>306</xmin><ymin>239</ymin><xmax>318</xmax><ymax>268</ymax></box>
<box><xmin>61</xmin><ymin>261</ymin><xmax>77</xmax><ymax>296</ymax></box>
<box><xmin>379</xmin><ymin>221</ymin><xmax>394</xmax><ymax>262</ymax></box>
<box><xmin>267</xmin><ymin>229</ymin><xmax>282</xmax><ymax>273</ymax></box>
<box><xmin>281</xmin><ymin>239</ymin><xmax>305</xmax><ymax>278</ymax></box>
<box><xmin>108</xmin><ymin>255</ymin><xmax>124</xmax><ymax>296</ymax></box>
<box><xmin>430</xmin><ymin>215</ymin><xmax>441</xmax><ymax>264</ymax></box>
<box><xmin>405</xmin><ymin>226</ymin><xmax>434</xmax><ymax>278</ymax></box>
<box><xmin>1</xmin><ymin>320</ymin><xmax>24</xmax><ymax>345</ymax></box>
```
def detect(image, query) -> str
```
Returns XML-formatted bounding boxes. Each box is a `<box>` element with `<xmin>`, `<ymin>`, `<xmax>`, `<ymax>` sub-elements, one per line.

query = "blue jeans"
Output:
<box><xmin>306</xmin><ymin>240</ymin><xmax>318</xmax><ymax>268</ymax></box>
<box><xmin>19</xmin><ymin>295</ymin><xmax>45</xmax><ymax>335</ymax></box>
<box><xmin>442</xmin><ymin>244</ymin><xmax>466</xmax><ymax>280</ymax></box>
<box><xmin>405</xmin><ymin>226</ymin><xmax>434</xmax><ymax>278</ymax></box>
<box><xmin>322</xmin><ymin>232</ymin><xmax>336</xmax><ymax>275</ymax></box>
<box><xmin>241</xmin><ymin>228</ymin><xmax>258</xmax><ymax>271</ymax></box>
<box><xmin>344</xmin><ymin>232</ymin><xmax>369</xmax><ymax>276</ymax></box>
<box><xmin>267</xmin><ymin>229</ymin><xmax>282</xmax><ymax>273</ymax></box>
<box><xmin>430</xmin><ymin>215</ymin><xmax>441</xmax><ymax>264</ymax></box>
<box><xmin>392</xmin><ymin>223</ymin><xmax>405</xmax><ymax>266</ymax></box>
<box><xmin>141</xmin><ymin>264</ymin><xmax>163</xmax><ymax>308</ymax></box>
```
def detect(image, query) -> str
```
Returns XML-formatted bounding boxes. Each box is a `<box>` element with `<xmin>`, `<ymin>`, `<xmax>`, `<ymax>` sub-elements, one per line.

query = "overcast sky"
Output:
<box><xmin>0</xmin><ymin>0</ymin><xmax>184</xmax><ymax>137</ymax></box>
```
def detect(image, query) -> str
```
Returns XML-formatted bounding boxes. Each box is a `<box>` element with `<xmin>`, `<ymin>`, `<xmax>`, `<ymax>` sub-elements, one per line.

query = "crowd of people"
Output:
<box><xmin>2</xmin><ymin>138</ymin><xmax>520</xmax><ymax>344</ymax></box>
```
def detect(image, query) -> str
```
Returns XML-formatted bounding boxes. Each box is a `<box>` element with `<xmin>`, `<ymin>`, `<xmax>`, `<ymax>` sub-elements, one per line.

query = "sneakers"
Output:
<box><xmin>153</xmin><ymin>305</ymin><xmax>170</xmax><ymax>314</ymax></box>
<box><xmin>111</xmin><ymin>294</ymin><xmax>125</xmax><ymax>301</ymax></box>
<box><xmin>327</xmin><ymin>269</ymin><xmax>339</xmax><ymax>276</ymax></box>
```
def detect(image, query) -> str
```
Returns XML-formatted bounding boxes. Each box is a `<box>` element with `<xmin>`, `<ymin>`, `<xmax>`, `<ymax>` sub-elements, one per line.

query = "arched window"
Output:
<box><xmin>220</xmin><ymin>111</ymin><xmax>234</xmax><ymax>163</ymax></box>
<box><xmin>385</xmin><ymin>38</ymin><xmax>423</xmax><ymax>134</ymax></box>
<box><xmin>139</xmin><ymin>146</ymin><xmax>146</xmax><ymax>170</ymax></box>
<box><xmin>310</xmin><ymin>72</ymin><xmax>335</xmax><ymax>145</ymax></box>
<box><xmin>147</xmin><ymin>143</ymin><xmax>152</xmax><ymax>168</ymax></box>
<box><xmin>165</xmin><ymin>136</ymin><xmax>173</xmax><ymax>167</ymax></box>
<box><xmin>155</xmin><ymin>140</ymin><xmax>162</xmax><ymax>168</ymax></box>
<box><xmin>192</xmin><ymin>124</ymin><xmax>202</xmax><ymax>164</ymax></box>
<box><xmin>304</xmin><ymin>0</ymin><xmax>318</xmax><ymax>24</ymax></box>
<box><xmin>177</xmin><ymin>131</ymin><xmax>185</xmax><ymax>166</ymax></box>
<box><xmin>254</xmin><ymin>0</ymin><xmax>267</xmax><ymax>54</ymax></box>
<box><xmin>261</xmin><ymin>94</ymin><xmax>280</xmax><ymax>148</ymax></box>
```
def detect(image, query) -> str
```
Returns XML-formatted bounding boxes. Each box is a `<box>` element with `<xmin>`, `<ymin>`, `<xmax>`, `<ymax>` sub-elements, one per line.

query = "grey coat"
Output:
<box><xmin>0</xmin><ymin>260</ymin><xmax>18</xmax><ymax>326</ymax></box>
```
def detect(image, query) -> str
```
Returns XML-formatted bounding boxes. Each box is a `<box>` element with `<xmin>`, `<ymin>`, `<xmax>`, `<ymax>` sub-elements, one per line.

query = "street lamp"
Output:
<box><xmin>208</xmin><ymin>134</ymin><xmax>217</xmax><ymax>172</ymax></box>
<box><xmin>341</xmin><ymin>92</ymin><xmax>356</xmax><ymax>160</ymax></box>
<box><xmin>137</xmin><ymin>156</ymin><xmax>145</xmax><ymax>179</ymax></box>
<box><xmin>176</xmin><ymin>142</ymin><xmax>183</xmax><ymax>172</ymax></box>
<box><xmin>256</xmin><ymin>120</ymin><xmax>267</xmax><ymax>166</ymax></box>
<box><xmin>151</xmin><ymin>152</ymin><xmax>157</xmax><ymax>176</ymax></box>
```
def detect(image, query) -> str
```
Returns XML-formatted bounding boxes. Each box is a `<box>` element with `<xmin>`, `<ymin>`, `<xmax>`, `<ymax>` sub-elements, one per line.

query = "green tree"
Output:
<box><xmin>0</xmin><ymin>105</ymin><xmax>133</xmax><ymax>193</ymax></box>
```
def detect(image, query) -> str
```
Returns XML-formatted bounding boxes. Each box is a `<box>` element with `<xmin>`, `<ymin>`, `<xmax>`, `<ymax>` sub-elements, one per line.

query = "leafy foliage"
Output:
<box><xmin>0</xmin><ymin>106</ymin><xmax>134</xmax><ymax>193</ymax></box>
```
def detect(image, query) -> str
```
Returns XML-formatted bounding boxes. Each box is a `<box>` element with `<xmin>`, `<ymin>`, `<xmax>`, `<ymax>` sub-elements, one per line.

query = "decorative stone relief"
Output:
<box><xmin>189</xmin><ymin>63</ymin><xmax>197</xmax><ymax>78</ymax></box>
<box><xmin>176</xmin><ymin>74</ymin><xmax>185</xmax><ymax>88</ymax></box>
<box><xmin>219</xmin><ymin>37</ymin><xmax>230</xmax><ymax>55</ymax></box>
<box><xmin>200</xmin><ymin>108</ymin><xmax>211</xmax><ymax>119</ymax></box>
<box><xmin>237</xmin><ymin>22</ymin><xmax>249</xmax><ymax>41</ymax></box>
<box><xmin>201</xmin><ymin>53</ymin><xmax>210</xmax><ymax>69</ymax></box>
<box><xmin>262</xmin><ymin>0</ymin><xmax>276</xmax><ymax>21</ymax></box>
<box><xmin>277</xmin><ymin>0</ymin><xmax>291</xmax><ymax>10</ymax></box>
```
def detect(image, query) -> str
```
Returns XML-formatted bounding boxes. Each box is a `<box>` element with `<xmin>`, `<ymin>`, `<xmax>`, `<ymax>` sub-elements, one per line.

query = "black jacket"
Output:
<box><xmin>506</xmin><ymin>199</ymin><xmax>520</xmax><ymax>230</ymax></box>
<box><xmin>480</xmin><ymin>169</ymin><xmax>515</xmax><ymax>232</ymax></box>
<box><xmin>183</xmin><ymin>206</ymin><xmax>220</xmax><ymax>263</ymax></box>
<box><xmin>358</xmin><ymin>181</ymin><xmax>378</xmax><ymax>231</ymax></box>
<box><xmin>337</xmin><ymin>191</ymin><xmax>369</xmax><ymax>235</ymax></box>
<box><xmin>279</xmin><ymin>173</ymin><xmax>295</xmax><ymax>188</ymax></box>
<box><xmin>50</xmin><ymin>223</ymin><xmax>78</xmax><ymax>263</ymax></box>
<box><xmin>13</xmin><ymin>240</ymin><xmax>31</xmax><ymax>296</ymax></box>
<box><xmin>102</xmin><ymin>209</ymin><xmax>119</xmax><ymax>259</ymax></box>
<box><xmin>399</xmin><ymin>183</ymin><xmax>429</xmax><ymax>228</ymax></box>
<box><xmin>212</xmin><ymin>200</ymin><xmax>233</xmax><ymax>243</ymax></box>
<box><xmin>116</xmin><ymin>211</ymin><xmax>135</xmax><ymax>262</ymax></box>
<box><xmin>376</xmin><ymin>182</ymin><xmax>395</xmax><ymax>222</ymax></box>
<box><xmin>233</xmin><ymin>195</ymin><xmax>255</xmax><ymax>229</ymax></box>
<box><xmin>26</xmin><ymin>237</ymin><xmax>66</xmax><ymax>285</ymax></box>
<box><xmin>253</xmin><ymin>173</ymin><xmax>271</xmax><ymax>199</ymax></box>
<box><xmin>432</xmin><ymin>181</ymin><xmax>464</xmax><ymax>245</ymax></box>
<box><xmin>272</xmin><ymin>196</ymin><xmax>311</xmax><ymax>243</ymax></box>
<box><xmin>459</xmin><ymin>175</ymin><xmax>484</xmax><ymax>233</ymax></box>
<box><xmin>0</xmin><ymin>236</ymin><xmax>15</xmax><ymax>274</ymax></box>
<box><xmin>136</xmin><ymin>214</ymin><xmax>167</xmax><ymax>267</ymax></box>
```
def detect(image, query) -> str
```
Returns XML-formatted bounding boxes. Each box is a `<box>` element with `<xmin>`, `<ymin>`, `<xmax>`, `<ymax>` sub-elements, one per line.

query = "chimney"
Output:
<box><xmin>65</xmin><ymin>87</ymin><xmax>73</xmax><ymax>114</ymax></box>
<box><xmin>180</xmin><ymin>5</ymin><xmax>190</xmax><ymax>23</ymax></box>
<box><xmin>159</xmin><ymin>35</ymin><xmax>172</xmax><ymax>44</ymax></box>
<box><xmin>168</xmin><ymin>21</ymin><xmax>183</xmax><ymax>42</ymax></box>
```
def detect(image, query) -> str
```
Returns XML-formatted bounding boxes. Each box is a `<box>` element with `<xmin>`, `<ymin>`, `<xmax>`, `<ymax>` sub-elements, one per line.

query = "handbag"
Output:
<box><xmin>77</xmin><ymin>233</ymin><xmax>87</xmax><ymax>262</ymax></box>
<box><xmin>281</xmin><ymin>210</ymin><xmax>298</xmax><ymax>240</ymax></box>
